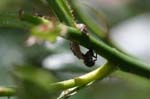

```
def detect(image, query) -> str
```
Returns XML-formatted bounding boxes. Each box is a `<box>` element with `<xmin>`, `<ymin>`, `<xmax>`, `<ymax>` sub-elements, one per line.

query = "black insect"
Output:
<box><xmin>82</xmin><ymin>49</ymin><xmax>97</xmax><ymax>67</ymax></box>
<box><xmin>70</xmin><ymin>24</ymin><xmax>97</xmax><ymax>67</ymax></box>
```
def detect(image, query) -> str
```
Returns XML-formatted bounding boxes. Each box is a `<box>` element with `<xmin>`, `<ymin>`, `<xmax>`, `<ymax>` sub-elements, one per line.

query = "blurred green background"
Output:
<box><xmin>0</xmin><ymin>0</ymin><xmax>150</xmax><ymax>99</ymax></box>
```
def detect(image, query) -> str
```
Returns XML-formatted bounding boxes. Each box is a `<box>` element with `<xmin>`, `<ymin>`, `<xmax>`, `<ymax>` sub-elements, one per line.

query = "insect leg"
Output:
<box><xmin>93</xmin><ymin>51</ymin><xmax>97</xmax><ymax>61</ymax></box>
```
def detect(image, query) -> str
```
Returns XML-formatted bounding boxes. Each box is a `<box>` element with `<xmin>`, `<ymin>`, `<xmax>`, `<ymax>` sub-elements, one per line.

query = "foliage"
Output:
<box><xmin>0</xmin><ymin>0</ymin><xmax>150</xmax><ymax>99</ymax></box>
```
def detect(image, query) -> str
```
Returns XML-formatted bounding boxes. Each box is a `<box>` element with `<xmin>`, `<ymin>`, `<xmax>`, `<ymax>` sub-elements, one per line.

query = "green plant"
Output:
<box><xmin>0</xmin><ymin>0</ymin><xmax>150</xmax><ymax>99</ymax></box>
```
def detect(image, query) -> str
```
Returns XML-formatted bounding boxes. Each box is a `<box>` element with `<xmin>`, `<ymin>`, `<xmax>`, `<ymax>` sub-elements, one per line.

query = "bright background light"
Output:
<box><xmin>110</xmin><ymin>14</ymin><xmax>150</xmax><ymax>63</ymax></box>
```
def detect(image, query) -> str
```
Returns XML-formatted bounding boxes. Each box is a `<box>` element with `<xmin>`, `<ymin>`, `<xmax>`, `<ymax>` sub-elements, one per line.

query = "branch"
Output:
<box><xmin>0</xmin><ymin>62</ymin><xmax>114</xmax><ymax>96</ymax></box>
<box><xmin>0</xmin><ymin>12</ymin><xmax>150</xmax><ymax>97</ymax></box>
<box><xmin>47</xmin><ymin>0</ymin><xmax>76</xmax><ymax>27</ymax></box>
<box><xmin>51</xmin><ymin>62</ymin><xmax>114</xmax><ymax>91</ymax></box>
<box><xmin>0</xmin><ymin>2</ymin><xmax>149</xmax><ymax>96</ymax></box>
<box><xmin>1</xmin><ymin>12</ymin><xmax>149</xmax><ymax>84</ymax></box>
<box><xmin>45</xmin><ymin>1</ymin><xmax>150</xmax><ymax>78</ymax></box>
<box><xmin>63</xmin><ymin>26</ymin><xmax>150</xmax><ymax>78</ymax></box>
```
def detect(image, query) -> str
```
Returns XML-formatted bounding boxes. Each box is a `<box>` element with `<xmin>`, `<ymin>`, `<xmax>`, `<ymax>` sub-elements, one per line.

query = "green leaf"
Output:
<box><xmin>71</xmin><ymin>0</ymin><xmax>108</xmax><ymax>39</ymax></box>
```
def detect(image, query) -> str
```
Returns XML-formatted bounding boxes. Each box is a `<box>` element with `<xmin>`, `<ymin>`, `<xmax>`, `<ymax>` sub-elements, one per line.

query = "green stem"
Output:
<box><xmin>0</xmin><ymin>12</ymin><xmax>49</xmax><ymax>29</ymax></box>
<box><xmin>16</xmin><ymin>12</ymin><xmax>150</xmax><ymax>78</ymax></box>
<box><xmin>0</xmin><ymin>13</ymin><xmax>33</xmax><ymax>29</ymax></box>
<box><xmin>63</xmin><ymin>27</ymin><xmax>150</xmax><ymax>78</ymax></box>
<box><xmin>47</xmin><ymin>0</ymin><xmax>76</xmax><ymax>27</ymax></box>
<box><xmin>0</xmin><ymin>87</ymin><xmax>15</xmax><ymax>97</ymax></box>
<box><xmin>20</xmin><ymin>0</ymin><xmax>150</xmax><ymax>78</ymax></box>
<box><xmin>46</xmin><ymin>1</ymin><xmax>150</xmax><ymax>78</ymax></box>
<box><xmin>0</xmin><ymin>62</ymin><xmax>114</xmax><ymax>96</ymax></box>
<box><xmin>19</xmin><ymin>13</ymin><xmax>49</xmax><ymax>25</ymax></box>
<box><xmin>51</xmin><ymin>62</ymin><xmax>114</xmax><ymax>91</ymax></box>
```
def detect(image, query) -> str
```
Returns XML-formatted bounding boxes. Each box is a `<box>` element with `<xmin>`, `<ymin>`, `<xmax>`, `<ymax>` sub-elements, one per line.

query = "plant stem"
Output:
<box><xmin>51</xmin><ymin>62</ymin><xmax>114</xmax><ymax>91</ymax></box>
<box><xmin>0</xmin><ymin>62</ymin><xmax>114</xmax><ymax>96</ymax></box>
<box><xmin>63</xmin><ymin>26</ymin><xmax>150</xmax><ymax>78</ymax></box>
<box><xmin>46</xmin><ymin>1</ymin><xmax>150</xmax><ymax>78</ymax></box>
<box><xmin>47</xmin><ymin>0</ymin><xmax>76</xmax><ymax>27</ymax></box>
